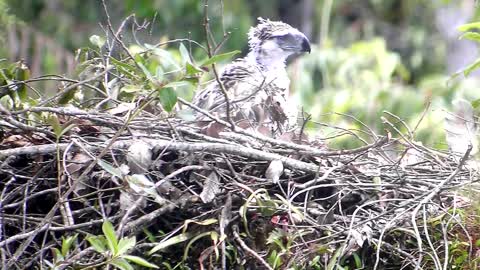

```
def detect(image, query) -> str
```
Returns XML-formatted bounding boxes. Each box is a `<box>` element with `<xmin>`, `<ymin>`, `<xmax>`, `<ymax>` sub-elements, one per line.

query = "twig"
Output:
<box><xmin>117</xmin><ymin>165</ymin><xmax>206</xmax><ymax>235</ymax></box>
<box><xmin>101</xmin><ymin>1</ymin><xmax>139</xmax><ymax>69</ymax></box>
<box><xmin>202</xmin><ymin>0</ymin><xmax>235</xmax><ymax>129</ymax></box>
<box><xmin>123</xmin><ymin>196</ymin><xmax>197</xmax><ymax>234</ymax></box>
<box><xmin>233</xmin><ymin>226</ymin><xmax>274</xmax><ymax>270</ymax></box>
<box><xmin>11</xmin><ymin>68</ymin><xmax>111</xmax><ymax>113</ymax></box>
<box><xmin>409</xmin><ymin>145</ymin><xmax>472</xmax><ymax>270</ymax></box>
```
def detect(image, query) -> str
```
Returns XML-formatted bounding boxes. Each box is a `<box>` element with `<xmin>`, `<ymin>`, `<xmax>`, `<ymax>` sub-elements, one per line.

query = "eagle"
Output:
<box><xmin>192</xmin><ymin>18</ymin><xmax>311</xmax><ymax>136</ymax></box>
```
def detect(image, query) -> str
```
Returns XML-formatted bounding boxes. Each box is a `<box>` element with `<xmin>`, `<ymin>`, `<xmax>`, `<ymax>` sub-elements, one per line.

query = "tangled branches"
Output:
<box><xmin>0</xmin><ymin>99</ymin><xmax>478</xmax><ymax>269</ymax></box>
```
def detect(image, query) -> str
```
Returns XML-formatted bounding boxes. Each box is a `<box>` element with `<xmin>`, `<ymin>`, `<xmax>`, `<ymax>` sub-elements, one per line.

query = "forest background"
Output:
<box><xmin>2</xmin><ymin>0</ymin><xmax>480</xmax><ymax>150</ymax></box>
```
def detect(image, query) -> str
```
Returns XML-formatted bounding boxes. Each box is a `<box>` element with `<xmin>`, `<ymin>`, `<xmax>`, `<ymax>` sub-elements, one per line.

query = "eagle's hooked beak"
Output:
<box><xmin>276</xmin><ymin>31</ymin><xmax>311</xmax><ymax>54</ymax></box>
<box><xmin>291</xmin><ymin>32</ymin><xmax>310</xmax><ymax>53</ymax></box>
<box><xmin>301</xmin><ymin>36</ymin><xmax>311</xmax><ymax>53</ymax></box>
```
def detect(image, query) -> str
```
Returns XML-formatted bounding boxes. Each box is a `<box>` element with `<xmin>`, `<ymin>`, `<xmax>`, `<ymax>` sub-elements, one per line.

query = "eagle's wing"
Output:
<box><xmin>193</xmin><ymin>59</ymin><xmax>266</xmax><ymax>120</ymax></box>
<box><xmin>192</xmin><ymin>58</ymin><xmax>294</xmax><ymax>134</ymax></box>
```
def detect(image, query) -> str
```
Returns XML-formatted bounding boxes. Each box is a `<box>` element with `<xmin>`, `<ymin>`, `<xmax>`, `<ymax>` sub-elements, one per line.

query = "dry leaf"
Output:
<box><xmin>107</xmin><ymin>102</ymin><xmax>136</xmax><ymax>115</ymax></box>
<box><xmin>126</xmin><ymin>140</ymin><xmax>153</xmax><ymax>174</ymax></box>
<box><xmin>265</xmin><ymin>159</ymin><xmax>283</xmax><ymax>183</ymax></box>
<box><xmin>1</xmin><ymin>135</ymin><xmax>31</xmax><ymax>148</ymax></box>
<box><xmin>204</xmin><ymin>122</ymin><xmax>225</xmax><ymax>138</ymax></box>
<box><xmin>200</xmin><ymin>171</ymin><xmax>221</xmax><ymax>203</ymax></box>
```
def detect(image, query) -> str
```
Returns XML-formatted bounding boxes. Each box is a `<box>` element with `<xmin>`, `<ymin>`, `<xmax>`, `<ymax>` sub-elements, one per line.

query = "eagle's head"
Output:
<box><xmin>247</xmin><ymin>17</ymin><xmax>311</xmax><ymax>68</ymax></box>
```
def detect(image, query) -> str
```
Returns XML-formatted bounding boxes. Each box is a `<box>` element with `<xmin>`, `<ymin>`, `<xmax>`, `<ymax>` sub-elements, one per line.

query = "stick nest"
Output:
<box><xmin>0</xmin><ymin>99</ymin><xmax>478</xmax><ymax>269</ymax></box>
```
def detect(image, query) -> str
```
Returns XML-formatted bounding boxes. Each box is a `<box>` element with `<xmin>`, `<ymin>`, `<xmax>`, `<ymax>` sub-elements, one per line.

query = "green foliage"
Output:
<box><xmin>201</xmin><ymin>50</ymin><xmax>241</xmax><ymax>67</ymax></box>
<box><xmin>45</xmin><ymin>234</ymin><xmax>78</xmax><ymax>268</ymax></box>
<box><xmin>0</xmin><ymin>60</ymin><xmax>33</xmax><ymax>109</ymax></box>
<box><xmin>157</xmin><ymin>87</ymin><xmax>178</xmax><ymax>112</ymax></box>
<box><xmin>456</xmin><ymin>21</ymin><xmax>480</xmax><ymax>111</ymax></box>
<box><xmin>66</xmin><ymin>34</ymin><xmax>215</xmax><ymax>113</ymax></box>
<box><xmin>148</xmin><ymin>233</ymin><xmax>191</xmax><ymax>255</ymax></box>
<box><xmin>85</xmin><ymin>220</ymin><xmax>159</xmax><ymax>269</ymax></box>
<box><xmin>3</xmin><ymin>0</ymin><xmax>477</xmax><ymax>151</ymax></box>
<box><xmin>149</xmin><ymin>218</ymin><xmax>220</xmax><ymax>267</ymax></box>
<box><xmin>47</xmin><ymin>115</ymin><xmax>75</xmax><ymax>141</ymax></box>
<box><xmin>292</xmin><ymin>38</ymin><xmax>480</xmax><ymax>149</ymax></box>
<box><xmin>0</xmin><ymin>0</ymin><xmax>15</xmax><ymax>48</ymax></box>
<box><xmin>124</xmin><ymin>0</ymin><xmax>252</xmax><ymax>54</ymax></box>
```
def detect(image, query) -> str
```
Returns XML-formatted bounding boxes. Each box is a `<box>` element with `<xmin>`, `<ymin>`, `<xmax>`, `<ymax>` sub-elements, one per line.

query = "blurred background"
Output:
<box><xmin>1</xmin><ymin>0</ymin><xmax>480</xmax><ymax>149</ymax></box>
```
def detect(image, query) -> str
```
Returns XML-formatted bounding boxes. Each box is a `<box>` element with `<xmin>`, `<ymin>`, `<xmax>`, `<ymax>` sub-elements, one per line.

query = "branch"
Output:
<box><xmin>202</xmin><ymin>0</ymin><xmax>235</xmax><ymax>129</ymax></box>
<box><xmin>233</xmin><ymin>226</ymin><xmax>273</xmax><ymax>270</ymax></box>
<box><xmin>0</xmin><ymin>139</ymin><xmax>321</xmax><ymax>173</ymax></box>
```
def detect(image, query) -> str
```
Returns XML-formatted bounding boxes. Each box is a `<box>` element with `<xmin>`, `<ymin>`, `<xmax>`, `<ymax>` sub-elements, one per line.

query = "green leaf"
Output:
<box><xmin>109</xmin><ymin>57</ymin><xmax>138</xmax><ymax>74</ymax></box>
<box><xmin>121</xmin><ymin>84</ymin><xmax>143</xmax><ymax>93</ymax></box>
<box><xmin>162</xmin><ymin>262</ymin><xmax>173</xmax><ymax>270</ymax></box>
<box><xmin>138</xmin><ymin>61</ymin><xmax>156</xmax><ymax>83</ymax></box>
<box><xmin>266</xmin><ymin>229</ymin><xmax>286</xmax><ymax>249</ymax></box>
<box><xmin>14</xmin><ymin>62</ymin><xmax>30</xmax><ymax>101</ymax></box>
<box><xmin>178</xmin><ymin>43</ymin><xmax>203</xmax><ymax>76</ymax></box>
<box><xmin>201</xmin><ymin>50</ymin><xmax>240</xmax><ymax>67</ymax></box>
<box><xmin>183</xmin><ymin>218</ymin><xmax>218</xmax><ymax>233</ymax></box>
<box><xmin>475</xmin><ymin>239</ymin><xmax>480</xmax><ymax>247</ymax></box>
<box><xmin>149</xmin><ymin>233</ymin><xmax>191</xmax><ymax>255</ymax></box>
<box><xmin>326</xmin><ymin>243</ymin><xmax>346</xmax><ymax>270</ymax></box>
<box><xmin>352</xmin><ymin>252</ymin><xmax>362</xmax><ymax>268</ymax></box>
<box><xmin>458</xmin><ymin>22</ymin><xmax>480</xmax><ymax>32</ymax></box>
<box><xmin>89</xmin><ymin>35</ymin><xmax>106</xmax><ymax>48</ymax></box>
<box><xmin>143</xmin><ymin>228</ymin><xmax>156</xmax><ymax>243</ymax></box>
<box><xmin>117</xmin><ymin>237</ymin><xmax>136</xmax><ymax>255</ymax></box>
<box><xmin>183</xmin><ymin>231</ymin><xmax>215</xmax><ymax>261</ymax></box>
<box><xmin>144</xmin><ymin>45</ymin><xmax>181</xmax><ymax>70</ymax></box>
<box><xmin>240</xmin><ymin>188</ymin><xmax>269</xmax><ymax>238</ymax></box>
<box><xmin>459</xmin><ymin>32</ymin><xmax>480</xmax><ymax>42</ymax></box>
<box><xmin>52</xmin><ymin>247</ymin><xmax>64</xmax><ymax>262</ymax></box>
<box><xmin>102</xmin><ymin>220</ymin><xmax>118</xmax><ymax>255</ymax></box>
<box><xmin>58</xmin><ymin>123</ymin><xmax>76</xmax><ymax>139</ymax></box>
<box><xmin>157</xmin><ymin>87</ymin><xmax>177</xmax><ymax>112</ymax></box>
<box><xmin>163</xmin><ymin>81</ymin><xmax>190</xmax><ymax>88</ymax></box>
<box><xmin>111</xmin><ymin>257</ymin><xmax>134</xmax><ymax>270</ymax></box>
<box><xmin>267</xmin><ymin>249</ymin><xmax>278</xmax><ymax>268</ymax></box>
<box><xmin>463</xmin><ymin>58</ymin><xmax>480</xmax><ymax>77</ymax></box>
<box><xmin>86</xmin><ymin>235</ymin><xmax>107</xmax><ymax>253</ymax></box>
<box><xmin>473</xmin><ymin>99</ymin><xmax>480</xmax><ymax>109</ymax></box>
<box><xmin>47</xmin><ymin>115</ymin><xmax>63</xmax><ymax>138</ymax></box>
<box><xmin>123</xmin><ymin>255</ymin><xmax>159</xmax><ymax>268</ymax></box>
<box><xmin>186</xmin><ymin>61</ymin><xmax>203</xmax><ymax>76</ymax></box>
<box><xmin>179</xmin><ymin>43</ymin><xmax>190</xmax><ymax>64</ymax></box>
<box><xmin>156</xmin><ymin>66</ymin><xmax>164</xmax><ymax>81</ymax></box>
<box><xmin>0</xmin><ymin>68</ymin><xmax>12</xmax><ymax>81</ymax></box>
<box><xmin>61</xmin><ymin>234</ymin><xmax>78</xmax><ymax>257</ymax></box>
<box><xmin>309</xmin><ymin>256</ymin><xmax>320</xmax><ymax>266</ymax></box>
<box><xmin>98</xmin><ymin>160</ymin><xmax>124</xmax><ymax>178</ymax></box>
<box><xmin>58</xmin><ymin>88</ymin><xmax>77</xmax><ymax>104</ymax></box>
<box><xmin>274</xmin><ymin>194</ymin><xmax>303</xmax><ymax>219</ymax></box>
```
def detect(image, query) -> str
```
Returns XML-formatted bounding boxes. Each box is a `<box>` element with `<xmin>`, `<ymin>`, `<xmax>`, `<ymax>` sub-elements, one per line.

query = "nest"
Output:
<box><xmin>0</xmin><ymin>99</ymin><xmax>478</xmax><ymax>269</ymax></box>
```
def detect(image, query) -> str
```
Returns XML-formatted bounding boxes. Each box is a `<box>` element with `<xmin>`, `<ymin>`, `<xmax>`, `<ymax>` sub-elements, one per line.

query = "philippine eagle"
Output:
<box><xmin>192</xmin><ymin>18</ymin><xmax>311</xmax><ymax>136</ymax></box>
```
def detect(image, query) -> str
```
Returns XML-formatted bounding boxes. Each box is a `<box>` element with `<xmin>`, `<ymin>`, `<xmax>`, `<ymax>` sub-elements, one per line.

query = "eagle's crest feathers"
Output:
<box><xmin>247</xmin><ymin>17</ymin><xmax>295</xmax><ymax>50</ymax></box>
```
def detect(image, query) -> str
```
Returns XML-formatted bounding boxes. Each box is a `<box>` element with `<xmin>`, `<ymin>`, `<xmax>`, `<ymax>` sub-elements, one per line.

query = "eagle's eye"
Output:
<box><xmin>272</xmin><ymin>33</ymin><xmax>294</xmax><ymax>42</ymax></box>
